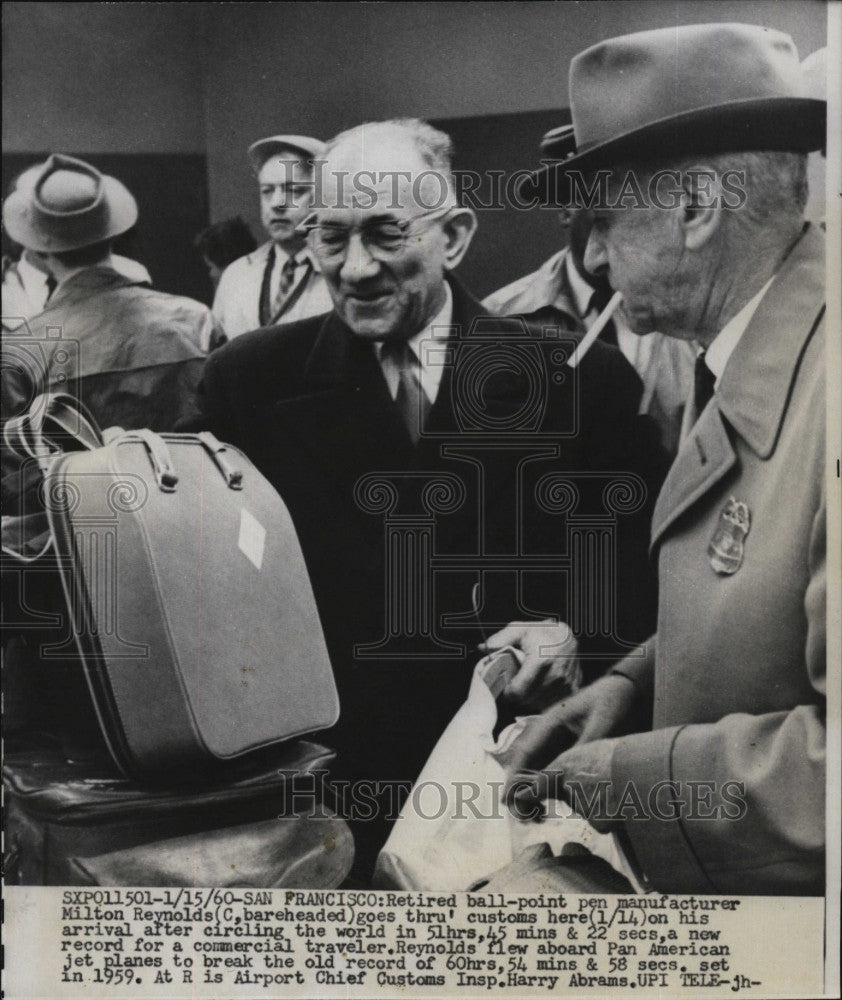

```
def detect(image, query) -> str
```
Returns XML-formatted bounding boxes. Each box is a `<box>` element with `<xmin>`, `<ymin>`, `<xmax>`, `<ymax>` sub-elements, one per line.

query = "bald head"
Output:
<box><xmin>319</xmin><ymin>119</ymin><xmax>457</xmax><ymax>213</ymax></box>
<box><xmin>308</xmin><ymin>118</ymin><xmax>476</xmax><ymax>342</ymax></box>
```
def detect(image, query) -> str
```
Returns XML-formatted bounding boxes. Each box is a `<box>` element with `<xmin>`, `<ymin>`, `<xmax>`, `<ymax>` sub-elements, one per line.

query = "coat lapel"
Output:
<box><xmin>272</xmin><ymin>311</ymin><xmax>410</xmax><ymax>489</ymax></box>
<box><xmin>650</xmin><ymin>408</ymin><xmax>736</xmax><ymax>550</ymax></box>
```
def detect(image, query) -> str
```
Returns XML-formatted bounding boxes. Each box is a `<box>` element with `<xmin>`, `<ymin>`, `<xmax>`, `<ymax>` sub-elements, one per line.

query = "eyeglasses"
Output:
<box><xmin>297</xmin><ymin>206</ymin><xmax>453</xmax><ymax>262</ymax></box>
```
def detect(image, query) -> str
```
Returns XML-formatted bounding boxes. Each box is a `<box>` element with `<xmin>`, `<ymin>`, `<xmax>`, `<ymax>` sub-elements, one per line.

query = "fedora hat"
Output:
<box><xmin>522</xmin><ymin>23</ymin><xmax>826</xmax><ymax>202</ymax></box>
<box><xmin>247</xmin><ymin>134</ymin><xmax>326</xmax><ymax>174</ymax></box>
<box><xmin>3</xmin><ymin>154</ymin><xmax>137</xmax><ymax>253</ymax></box>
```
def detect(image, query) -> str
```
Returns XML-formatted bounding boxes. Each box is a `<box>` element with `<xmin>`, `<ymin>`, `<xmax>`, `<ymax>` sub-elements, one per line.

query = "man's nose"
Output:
<box><xmin>583</xmin><ymin>229</ymin><xmax>608</xmax><ymax>276</ymax></box>
<box><xmin>339</xmin><ymin>231</ymin><xmax>380</xmax><ymax>283</ymax></box>
<box><xmin>270</xmin><ymin>188</ymin><xmax>287</xmax><ymax>211</ymax></box>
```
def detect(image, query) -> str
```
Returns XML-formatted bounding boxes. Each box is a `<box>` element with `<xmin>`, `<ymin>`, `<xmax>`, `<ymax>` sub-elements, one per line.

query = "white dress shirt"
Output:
<box><xmin>374</xmin><ymin>283</ymin><xmax>453</xmax><ymax>405</ymax></box>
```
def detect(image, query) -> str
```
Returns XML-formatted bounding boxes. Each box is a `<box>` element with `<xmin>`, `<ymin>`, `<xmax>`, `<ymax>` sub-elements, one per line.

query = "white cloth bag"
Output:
<box><xmin>374</xmin><ymin>650</ymin><xmax>644</xmax><ymax>891</ymax></box>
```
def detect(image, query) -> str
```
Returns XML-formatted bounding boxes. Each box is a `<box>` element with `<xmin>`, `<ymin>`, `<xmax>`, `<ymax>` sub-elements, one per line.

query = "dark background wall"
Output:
<box><xmin>3</xmin><ymin>1</ymin><xmax>828</xmax><ymax>302</ymax></box>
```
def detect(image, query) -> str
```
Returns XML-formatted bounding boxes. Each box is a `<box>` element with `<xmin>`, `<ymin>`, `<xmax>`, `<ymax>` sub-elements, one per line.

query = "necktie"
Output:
<box><xmin>693</xmin><ymin>351</ymin><xmax>716</xmax><ymax>418</ymax></box>
<box><xmin>381</xmin><ymin>340</ymin><xmax>429</xmax><ymax>445</ymax></box>
<box><xmin>271</xmin><ymin>254</ymin><xmax>305</xmax><ymax>322</ymax></box>
<box><xmin>587</xmin><ymin>285</ymin><xmax>618</xmax><ymax>347</ymax></box>
<box><xmin>45</xmin><ymin>273</ymin><xmax>57</xmax><ymax>301</ymax></box>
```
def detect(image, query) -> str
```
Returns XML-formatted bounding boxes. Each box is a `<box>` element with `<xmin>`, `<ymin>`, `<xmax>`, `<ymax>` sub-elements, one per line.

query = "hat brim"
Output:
<box><xmin>247</xmin><ymin>135</ymin><xmax>326</xmax><ymax>174</ymax></box>
<box><xmin>3</xmin><ymin>175</ymin><xmax>138</xmax><ymax>253</ymax></box>
<box><xmin>519</xmin><ymin>97</ymin><xmax>826</xmax><ymax>204</ymax></box>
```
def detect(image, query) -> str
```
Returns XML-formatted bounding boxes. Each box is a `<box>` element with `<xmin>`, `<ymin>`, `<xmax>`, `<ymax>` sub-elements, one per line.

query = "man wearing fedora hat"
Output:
<box><xmin>211</xmin><ymin>135</ymin><xmax>333</xmax><ymax>338</ymax></box>
<box><xmin>489</xmin><ymin>23</ymin><xmax>827</xmax><ymax>894</ymax></box>
<box><xmin>2</xmin><ymin>154</ymin><xmax>222</xmax><ymax>432</ymax></box>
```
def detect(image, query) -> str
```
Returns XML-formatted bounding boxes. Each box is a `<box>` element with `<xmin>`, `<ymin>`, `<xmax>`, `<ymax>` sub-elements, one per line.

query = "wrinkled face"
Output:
<box><xmin>258</xmin><ymin>155</ymin><xmax>315</xmax><ymax>244</ymax></box>
<box><xmin>314</xmin><ymin>138</ymin><xmax>451</xmax><ymax>341</ymax></box>
<box><xmin>583</xmin><ymin>180</ymin><xmax>698</xmax><ymax>337</ymax></box>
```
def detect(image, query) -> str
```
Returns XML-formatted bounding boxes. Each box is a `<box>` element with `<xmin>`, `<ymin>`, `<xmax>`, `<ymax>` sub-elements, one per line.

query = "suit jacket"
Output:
<box><xmin>484</xmin><ymin>248</ymin><xmax>695</xmax><ymax>457</ymax></box>
<box><xmin>212</xmin><ymin>241</ymin><xmax>333</xmax><ymax>338</ymax></box>
<box><xmin>609</xmin><ymin>226</ymin><xmax>826</xmax><ymax>894</ymax></box>
<box><xmin>195</xmin><ymin>279</ymin><xmax>665</xmax><ymax>787</ymax></box>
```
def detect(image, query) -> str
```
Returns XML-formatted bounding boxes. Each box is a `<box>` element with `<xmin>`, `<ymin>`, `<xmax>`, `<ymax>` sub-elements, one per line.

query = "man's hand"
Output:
<box><xmin>480</xmin><ymin>619</ymin><xmax>582</xmax><ymax>711</ymax></box>
<box><xmin>503</xmin><ymin>673</ymin><xmax>637</xmax><ymax>827</ymax></box>
<box><xmin>507</xmin><ymin>739</ymin><xmax>620</xmax><ymax>832</ymax></box>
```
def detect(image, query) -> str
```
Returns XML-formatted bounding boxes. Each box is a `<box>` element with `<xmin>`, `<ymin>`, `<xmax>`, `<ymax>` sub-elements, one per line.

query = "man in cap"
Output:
<box><xmin>491</xmin><ymin>23</ymin><xmax>827</xmax><ymax>895</ymax></box>
<box><xmin>193</xmin><ymin>117</ymin><xmax>664</xmax><ymax>879</ymax></box>
<box><xmin>1</xmin><ymin>154</ymin><xmax>221</xmax><ymax>431</ymax></box>
<box><xmin>211</xmin><ymin>135</ymin><xmax>332</xmax><ymax>338</ymax></box>
<box><xmin>485</xmin><ymin>128</ymin><xmax>695</xmax><ymax>458</ymax></box>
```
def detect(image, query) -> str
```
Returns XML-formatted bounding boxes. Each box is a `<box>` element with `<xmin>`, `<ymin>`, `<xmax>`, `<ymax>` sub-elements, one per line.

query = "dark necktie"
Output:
<box><xmin>45</xmin><ymin>273</ymin><xmax>57</xmax><ymax>301</ymax></box>
<box><xmin>271</xmin><ymin>254</ymin><xmax>306</xmax><ymax>321</ymax></box>
<box><xmin>587</xmin><ymin>285</ymin><xmax>618</xmax><ymax>347</ymax></box>
<box><xmin>258</xmin><ymin>251</ymin><xmax>308</xmax><ymax>326</ymax></box>
<box><xmin>693</xmin><ymin>351</ymin><xmax>716</xmax><ymax>418</ymax></box>
<box><xmin>381</xmin><ymin>340</ymin><xmax>429</xmax><ymax>445</ymax></box>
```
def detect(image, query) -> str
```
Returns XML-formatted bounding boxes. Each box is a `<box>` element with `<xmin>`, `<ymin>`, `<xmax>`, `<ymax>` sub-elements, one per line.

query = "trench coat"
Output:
<box><xmin>212</xmin><ymin>241</ymin><xmax>333</xmax><ymax>338</ymax></box>
<box><xmin>608</xmin><ymin>225</ymin><xmax>827</xmax><ymax>894</ymax></box>
<box><xmin>1</xmin><ymin>266</ymin><xmax>215</xmax><ymax>432</ymax></box>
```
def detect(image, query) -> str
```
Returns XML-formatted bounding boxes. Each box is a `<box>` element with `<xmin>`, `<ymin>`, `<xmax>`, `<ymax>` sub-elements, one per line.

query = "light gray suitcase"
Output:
<box><xmin>36</xmin><ymin>413</ymin><xmax>339</xmax><ymax>779</ymax></box>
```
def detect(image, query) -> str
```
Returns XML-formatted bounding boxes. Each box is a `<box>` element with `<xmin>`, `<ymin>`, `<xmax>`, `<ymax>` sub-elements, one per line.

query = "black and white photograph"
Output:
<box><xmin>2</xmin><ymin>2</ymin><xmax>840</xmax><ymax>997</ymax></box>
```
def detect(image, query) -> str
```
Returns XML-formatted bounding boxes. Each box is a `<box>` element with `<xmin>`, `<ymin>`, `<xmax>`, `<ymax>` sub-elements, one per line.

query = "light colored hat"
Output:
<box><xmin>247</xmin><ymin>134</ymin><xmax>326</xmax><ymax>174</ymax></box>
<box><xmin>3</xmin><ymin>154</ymin><xmax>137</xmax><ymax>253</ymax></box>
<box><xmin>523</xmin><ymin>23</ymin><xmax>826</xmax><ymax>200</ymax></box>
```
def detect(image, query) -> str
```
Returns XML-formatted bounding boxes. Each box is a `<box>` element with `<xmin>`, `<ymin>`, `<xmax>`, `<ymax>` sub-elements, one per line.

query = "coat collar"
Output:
<box><xmin>494</xmin><ymin>248</ymin><xmax>584</xmax><ymax>327</ymax></box>
<box><xmin>716</xmin><ymin>224</ymin><xmax>825</xmax><ymax>460</ymax></box>
<box><xmin>45</xmin><ymin>266</ymin><xmax>144</xmax><ymax>311</ymax></box>
<box><xmin>649</xmin><ymin>224</ymin><xmax>825</xmax><ymax>551</ymax></box>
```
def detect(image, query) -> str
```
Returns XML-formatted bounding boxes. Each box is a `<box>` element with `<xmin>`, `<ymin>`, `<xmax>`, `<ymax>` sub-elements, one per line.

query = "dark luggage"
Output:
<box><xmin>4</xmin><ymin>740</ymin><xmax>353</xmax><ymax>887</ymax></box>
<box><xmin>3</xmin><ymin>394</ymin><xmax>340</xmax><ymax>780</ymax></box>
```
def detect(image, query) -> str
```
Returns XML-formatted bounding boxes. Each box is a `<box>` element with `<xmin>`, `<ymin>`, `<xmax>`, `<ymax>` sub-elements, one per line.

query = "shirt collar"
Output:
<box><xmin>16</xmin><ymin>254</ymin><xmax>50</xmax><ymax>289</ymax></box>
<box><xmin>565</xmin><ymin>251</ymin><xmax>596</xmax><ymax>317</ymax></box>
<box><xmin>704</xmin><ymin>276</ymin><xmax>775</xmax><ymax>383</ymax></box>
<box><xmin>272</xmin><ymin>243</ymin><xmax>313</xmax><ymax>269</ymax></box>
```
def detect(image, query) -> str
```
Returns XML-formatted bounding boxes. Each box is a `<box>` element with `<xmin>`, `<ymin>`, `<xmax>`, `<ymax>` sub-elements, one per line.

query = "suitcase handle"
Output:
<box><xmin>3</xmin><ymin>392</ymin><xmax>103</xmax><ymax>473</ymax></box>
<box><xmin>197</xmin><ymin>432</ymin><xmax>243</xmax><ymax>490</ymax></box>
<box><xmin>133</xmin><ymin>429</ymin><xmax>179</xmax><ymax>492</ymax></box>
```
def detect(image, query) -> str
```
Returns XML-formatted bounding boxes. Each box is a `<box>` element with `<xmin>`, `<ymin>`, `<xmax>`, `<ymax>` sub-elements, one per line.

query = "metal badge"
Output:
<box><xmin>708</xmin><ymin>497</ymin><xmax>751</xmax><ymax>575</ymax></box>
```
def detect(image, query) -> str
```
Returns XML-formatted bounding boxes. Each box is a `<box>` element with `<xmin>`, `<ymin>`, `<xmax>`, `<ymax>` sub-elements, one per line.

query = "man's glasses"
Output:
<box><xmin>297</xmin><ymin>206</ymin><xmax>453</xmax><ymax>262</ymax></box>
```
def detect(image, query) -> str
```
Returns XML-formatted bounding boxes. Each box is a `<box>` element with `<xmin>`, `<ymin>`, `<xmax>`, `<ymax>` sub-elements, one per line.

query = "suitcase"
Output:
<box><xmin>3</xmin><ymin>394</ymin><xmax>340</xmax><ymax>780</ymax></box>
<box><xmin>4</xmin><ymin>739</ymin><xmax>353</xmax><ymax>887</ymax></box>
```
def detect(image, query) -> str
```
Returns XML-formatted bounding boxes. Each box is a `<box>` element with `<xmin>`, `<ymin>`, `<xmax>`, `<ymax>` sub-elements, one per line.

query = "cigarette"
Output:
<box><xmin>566</xmin><ymin>290</ymin><xmax>623</xmax><ymax>368</ymax></box>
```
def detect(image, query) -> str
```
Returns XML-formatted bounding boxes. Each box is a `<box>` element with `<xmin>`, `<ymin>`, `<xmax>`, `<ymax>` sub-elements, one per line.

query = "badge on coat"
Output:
<box><xmin>708</xmin><ymin>497</ymin><xmax>751</xmax><ymax>575</ymax></box>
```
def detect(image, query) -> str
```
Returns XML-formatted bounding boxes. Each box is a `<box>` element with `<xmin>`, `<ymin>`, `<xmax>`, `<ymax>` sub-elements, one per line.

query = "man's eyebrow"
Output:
<box><xmin>319</xmin><ymin>213</ymin><xmax>401</xmax><ymax>227</ymax></box>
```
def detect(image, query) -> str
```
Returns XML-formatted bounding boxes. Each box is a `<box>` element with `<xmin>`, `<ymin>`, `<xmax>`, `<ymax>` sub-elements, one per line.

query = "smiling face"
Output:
<box><xmin>315</xmin><ymin>135</ymin><xmax>455</xmax><ymax>342</ymax></box>
<box><xmin>257</xmin><ymin>154</ymin><xmax>315</xmax><ymax>248</ymax></box>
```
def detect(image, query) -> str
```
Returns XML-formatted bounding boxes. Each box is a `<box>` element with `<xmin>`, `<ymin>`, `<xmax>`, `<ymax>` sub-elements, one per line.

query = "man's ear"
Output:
<box><xmin>679</xmin><ymin>165</ymin><xmax>723</xmax><ymax>251</ymax></box>
<box><xmin>441</xmin><ymin>207</ymin><xmax>478</xmax><ymax>271</ymax></box>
